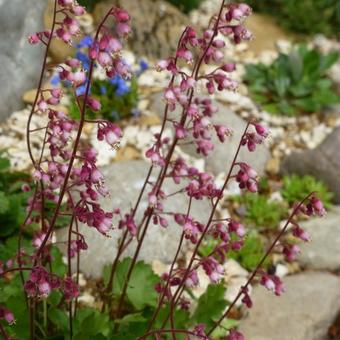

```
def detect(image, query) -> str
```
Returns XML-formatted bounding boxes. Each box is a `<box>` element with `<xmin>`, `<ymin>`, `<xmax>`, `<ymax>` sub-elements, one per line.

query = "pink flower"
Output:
<box><xmin>202</xmin><ymin>257</ymin><xmax>224</xmax><ymax>283</ymax></box>
<box><xmin>71</xmin><ymin>5</ymin><xmax>86</xmax><ymax>16</ymax></box>
<box><xmin>64</xmin><ymin>277</ymin><xmax>79</xmax><ymax>301</ymax></box>
<box><xmin>0</xmin><ymin>308</ymin><xmax>15</xmax><ymax>325</ymax></box>
<box><xmin>228</xmin><ymin>329</ymin><xmax>244</xmax><ymax>340</ymax></box>
<box><xmin>228</xmin><ymin>220</ymin><xmax>246</xmax><ymax>237</ymax></box>
<box><xmin>283</xmin><ymin>244</ymin><xmax>300</xmax><ymax>262</ymax></box>
<box><xmin>214</xmin><ymin>124</ymin><xmax>232</xmax><ymax>142</ymax></box>
<box><xmin>145</xmin><ymin>147</ymin><xmax>165</xmax><ymax>167</ymax></box>
<box><xmin>28</xmin><ymin>33</ymin><xmax>40</xmax><ymax>44</ymax></box>
<box><xmin>119</xmin><ymin>214</ymin><xmax>137</xmax><ymax>236</ymax></box>
<box><xmin>241</xmin><ymin>287</ymin><xmax>252</xmax><ymax>308</ymax></box>
<box><xmin>236</xmin><ymin>163</ymin><xmax>258</xmax><ymax>192</ymax></box>
<box><xmin>185</xmin><ymin>270</ymin><xmax>199</xmax><ymax>288</ymax></box>
<box><xmin>87</xmin><ymin>97</ymin><xmax>101</xmax><ymax>111</ymax></box>
<box><xmin>261</xmin><ymin>274</ymin><xmax>285</xmax><ymax>296</ymax></box>
<box><xmin>292</xmin><ymin>224</ymin><xmax>310</xmax><ymax>242</ymax></box>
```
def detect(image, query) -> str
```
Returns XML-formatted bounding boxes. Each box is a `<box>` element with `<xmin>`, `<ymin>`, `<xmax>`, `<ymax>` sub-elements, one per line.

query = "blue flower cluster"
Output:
<box><xmin>109</xmin><ymin>75</ymin><xmax>130</xmax><ymax>96</ymax></box>
<box><xmin>51</xmin><ymin>36</ymin><xmax>149</xmax><ymax>103</ymax></box>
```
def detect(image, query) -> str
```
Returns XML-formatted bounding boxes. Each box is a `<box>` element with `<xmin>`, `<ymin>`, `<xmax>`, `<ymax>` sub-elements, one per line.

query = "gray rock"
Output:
<box><xmin>57</xmin><ymin>160</ymin><xmax>211</xmax><ymax>277</ymax></box>
<box><xmin>151</xmin><ymin>92</ymin><xmax>271</xmax><ymax>176</ymax></box>
<box><xmin>94</xmin><ymin>0</ymin><xmax>188</xmax><ymax>59</ymax></box>
<box><xmin>281</xmin><ymin>127</ymin><xmax>340</xmax><ymax>203</ymax></box>
<box><xmin>240</xmin><ymin>272</ymin><xmax>340</xmax><ymax>340</ymax></box>
<box><xmin>0</xmin><ymin>0</ymin><xmax>45</xmax><ymax>121</ymax></box>
<box><xmin>298</xmin><ymin>207</ymin><xmax>340</xmax><ymax>272</ymax></box>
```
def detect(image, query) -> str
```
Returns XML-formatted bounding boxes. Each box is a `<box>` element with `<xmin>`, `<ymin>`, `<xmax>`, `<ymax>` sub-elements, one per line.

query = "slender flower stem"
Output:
<box><xmin>0</xmin><ymin>323</ymin><xmax>9</xmax><ymax>340</ymax></box>
<box><xmin>146</xmin><ymin>197</ymin><xmax>192</xmax><ymax>332</ymax></box>
<box><xmin>207</xmin><ymin>192</ymin><xmax>315</xmax><ymax>335</ymax></box>
<box><xmin>27</xmin><ymin>0</ymin><xmax>58</xmax><ymax>166</ymax></box>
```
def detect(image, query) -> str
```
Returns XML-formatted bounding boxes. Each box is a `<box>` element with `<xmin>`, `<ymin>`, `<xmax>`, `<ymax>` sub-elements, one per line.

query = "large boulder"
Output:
<box><xmin>94</xmin><ymin>0</ymin><xmax>188</xmax><ymax>59</ymax></box>
<box><xmin>57</xmin><ymin>160</ymin><xmax>211</xmax><ymax>277</ymax></box>
<box><xmin>240</xmin><ymin>272</ymin><xmax>340</xmax><ymax>340</ymax></box>
<box><xmin>298</xmin><ymin>206</ymin><xmax>340</xmax><ymax>272</ymax></box>
<box><xmin>0</xmin><ymin>0</ymin><xmax>45</xmax><ymax>121</ymax></box>
<box><xmin>281</xmin><ymin>127</ymin><xmax>340</xmax><ymax>203</ymax></box>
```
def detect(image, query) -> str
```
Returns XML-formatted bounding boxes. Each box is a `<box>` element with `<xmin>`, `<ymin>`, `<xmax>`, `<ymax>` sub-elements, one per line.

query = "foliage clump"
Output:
<box><xmin>244</xmin><ymin>45</ymin><xmax>339</xmax><ymax>116</ymax></box>
<box><xmin>240</xmin><ymin>0</ymin><xmax>340</xmax><ymax>38</ymax></box>
<box><xmin>281</xmin><ymin>174</ymin><xmax>333</xmax><ymax>208</ymax></box>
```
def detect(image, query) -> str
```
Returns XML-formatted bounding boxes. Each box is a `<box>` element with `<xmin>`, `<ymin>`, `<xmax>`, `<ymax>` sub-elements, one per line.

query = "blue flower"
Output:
<box><xmin>100</xmin><ymin>85</ymin><xmax>107</xmax><ymax>95</ymax></box>
<box><xmin>110</xmin><ymin>75</ymin><xmax>130</xmax><ymax>96</ymax></box>
<box><xmin>77</xmin><ymin>36</ymin><xmax>93</xmax><ymax>49</ymax></box>
<box><xmin>111</xmin><ymin>111</ymin><xmax>119</xmax><ymax>120</ymax></box>
<box><xmin>76</xmin><ymin>51</ymin><xmax>90</xmax><ymax>71</ymax></box>
<box><xmin>139</xmin><ymin>59</ymin><xmax>149</xmax><ymax>72</ymax></box>
<box><xmin>50</xmin><ymin>74</ymin><xmax>61</xmax><ymax>85</ymax></box>
<box><xmin>76</xmin><ymin>84</ymin><xmax>87</xmax><ymax>97</ymax></box>
<box><xmin>75</xmin><ymin>80</ymin><xmax>91</xmax><ymax>97</ymax></box>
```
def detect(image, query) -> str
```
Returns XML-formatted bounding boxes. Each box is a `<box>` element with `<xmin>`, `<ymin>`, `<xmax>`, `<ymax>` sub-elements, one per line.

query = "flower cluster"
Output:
<box><xmin>24</xmin><ymin>266</ymin><xmax>61</xmax><ymax>298</ymax></box>
<box><xmin>260</xmin><ymin>273</ymin><xmax>284</xmax><ymax>296</ymax></box>
<box><xmin>23</xmin><ymin>266</ymin><xmax>79</xmax><ymax>301</ymax></box>
<box><xmin>29</xmin><ymin>0</ymin><xmax>86</xmax><ymax>45</ymax></box>
<box><xmin>280</xmin><ymin>194</ymin><xmax>325</xmax><ymax>262</ymax></box>
<box><xmin>88</xmin><ymin>8</ymin><xmax>131</xmax><ymax>78</ymax></box>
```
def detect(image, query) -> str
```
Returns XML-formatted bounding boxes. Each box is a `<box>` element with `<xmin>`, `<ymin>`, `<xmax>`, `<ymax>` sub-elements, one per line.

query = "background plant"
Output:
<box><xmin>167</xmin><ymin>0</ymin><xmax>203</xmax><ymax>13</ymax></box>
<box><xmin>0</xmin><ymin>153</ymin><xmax>31</xmax><ymax>239</ymax></box>
<box><xmin>244</xmin><ymin>44</ymin><xmax>339</xmax><ymax>116</ymax></box>
<box><xmin>238</xmin><ymin>0</ymin><xmax>340</xmax><ymax>38</ymax></box>
<box><xmin>281</xmin><ymin>174</ymin><xmax>333</xmax><ymax>208</ymax></box>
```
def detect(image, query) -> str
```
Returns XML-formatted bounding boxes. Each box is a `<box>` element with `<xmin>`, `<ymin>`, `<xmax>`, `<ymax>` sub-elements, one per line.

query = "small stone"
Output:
<box><xmin>224</xmin><ymin>259</ymin><xmax>249</xmax><ymax>281</ymax></box>
<box><xmin>115</xmin><ymin>146</ymin><xmax>141</xmax><ymax>161</ymax></box>
<box><xmin>225</xmin><ymin>277</ymin><xmax>251</xmax><ymax>307</ymax></box>
<box><xmin>78</xmin><ymin>293</ymin><xmax>96</xmax><ymax>307</ymax></box>
<box><xmin>275</xmin><ymin>264</ymin><xmax>289</xmax><ymax>277</ymax></box>
<box><xmin>266</xmin><ymin>158</ymin><xmax>280</xmax><ymax>175</ymax></box>
<box><xmin>23</xmin><ymin>89</ymin><xmax>38</xmax><ymax>104</ymax></box>
<box><xmin>139</xmin><ymin>114</ymin><xmax>161</xmax><ymax>126</ymax></box>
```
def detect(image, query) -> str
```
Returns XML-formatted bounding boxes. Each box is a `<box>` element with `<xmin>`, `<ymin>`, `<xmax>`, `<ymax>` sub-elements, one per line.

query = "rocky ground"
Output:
<box><xmin>1</xmin><ymin>0</ymin><xmax>340</xmax><ymax>339</ymax></box>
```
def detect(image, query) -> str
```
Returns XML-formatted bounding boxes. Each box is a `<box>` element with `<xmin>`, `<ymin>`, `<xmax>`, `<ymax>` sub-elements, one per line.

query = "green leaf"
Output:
<box><xmin>48</xmin><ymin>308</ymin><xmax>69</xmax><ymax>331</ymax></box>
<box><xmin>192</xmin><ymin>283</ymin><xmax>228</xmax><ymax>331</ymax></box>
<box><xmin>0</xmin><ymin>191</ymin><xmax>10</xmax><ymax>214</ymax></box>
<box><xmin>126</xmin><ymin>261</ymin><xmax>160</xmax><ymax>309</ymax></box>
<box><xmin>107</xmin><ymin>258</ymin><xmax>160</xmax><ymax>310</ymax></box>
<box><xmin>281</xmin><ymin>174</ymin><xmax>333</xmax><ymax>208</ymax></box>
<box><xmin>72</xmin><ymin>308</ymin><xmax>111</xmax><ymax>338</ymax></box>
<box><xmin>320</xmin><ymin>51</ymin><xmax>339</xmax><ymax>72</ymax></box>
<box><xmin>47</xmin><ymin>290</ymin><xmax>63</xmax><ymax>307</ymax></box>
<box><xmin>210</xmin><ymin>318</ymin><xmax>239</xmax><ymax>338</ymax></box>
<box><xmin>0</xmin><ymin>156</ymin><xmax>10</xmax><ymax>171</ymax></box>
<box><xmin>228</xmin><ymin>231</ymin><xmax>268</xmax><ymax>271</ymax></box>
<box><xmin>50</xmin><ymin>246</ymin><xmax>67</xmax><ymax>276</ymax></box>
